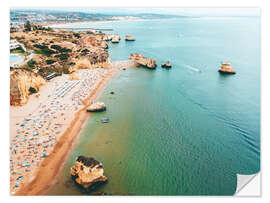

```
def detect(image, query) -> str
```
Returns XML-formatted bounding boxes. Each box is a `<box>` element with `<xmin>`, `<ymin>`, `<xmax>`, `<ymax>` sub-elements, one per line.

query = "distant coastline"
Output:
<box><xmin>43</xmin><ymin>17</ymin><xmax>189</xmax><ymax>28</ymax></box>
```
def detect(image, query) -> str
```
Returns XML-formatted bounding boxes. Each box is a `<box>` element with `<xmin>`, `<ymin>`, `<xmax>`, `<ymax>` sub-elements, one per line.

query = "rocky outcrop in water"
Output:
<box><xmin>86</xmin><ymin>102</ymin><xmax>106</xmax><ymax>112</ymax></box>
<box><xmin>70</xmin><ymin>156</ymin><xmax>108</xmax><ymax>190</ymax></box>
<box><xmin>161</xmin><ymin>61</ymin><xmax>172</xmax><ymax>68</ymax></box>
<box><xmin>10</xmin><ymin>69</ymin><xmax>46</xmax><ymax>106</ymax></box>
<box><xmin>125</xmin><ymin>35</ymin><xmax>135</xmax><ymax>41</ymax></box>
<box><xmin>129</xmin><ymin>53</ymin><xmax>157</xmax><ymax>69</ymax></box>
<box><xmin>111</xmin><ymin>35</ymin><xmax>120</xmax><ymax>43</ymax></box>
<box><xmin>218</xmin><ymin>62</ymin><xmax>236</xmax><ymax>74</ymax></box>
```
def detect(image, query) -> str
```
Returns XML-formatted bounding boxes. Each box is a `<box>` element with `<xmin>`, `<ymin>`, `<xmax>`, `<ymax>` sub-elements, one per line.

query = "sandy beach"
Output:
<box><xmin>10</xmin><ymin>60</ymin><xmax>134</xmax><ymax>195</ymax></box>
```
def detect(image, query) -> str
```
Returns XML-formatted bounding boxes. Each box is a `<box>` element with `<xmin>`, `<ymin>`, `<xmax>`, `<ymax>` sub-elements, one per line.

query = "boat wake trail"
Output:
<box><xmin>182</xmin><ymin>64</ymin><xmax>201</xmax><ymax>73</ymax></box>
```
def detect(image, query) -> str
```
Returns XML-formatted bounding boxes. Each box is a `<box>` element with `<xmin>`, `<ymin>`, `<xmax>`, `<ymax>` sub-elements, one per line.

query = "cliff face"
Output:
<box><xmin>129</xmin><ymin>53</ymin><xmax>157</xmax><ymax>69</ymax></box>
<box><xmin>75</xmin><ymin>57</ymin><xmax>110</xmax><ymax>70</ymax></box>
<box><xmin>79</xmin><ymin>35</ymin><xmax>110</xmax><ymax>68</ymax></box>
<box><xmin>84</xmin><ymin>35</ymin><xmax>108</xmax><ymax>49</ymax></box>
<box><xmin>10</xmin><ymin>69</ymin><xmax>46</xmax><ymax>106</ymax></box>
<box><xmin>70</xmin><ymin>156</ymin><xmax>108</xmax><ymax>190</ymax></box>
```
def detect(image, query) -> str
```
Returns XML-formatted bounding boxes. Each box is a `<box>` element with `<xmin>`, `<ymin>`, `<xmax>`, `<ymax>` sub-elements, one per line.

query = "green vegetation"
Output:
<box><xmin>29</xmin><ymin>87</ymin><xmax>37</xmax><ymax>94</ymax></box>
<box><xmin>45</xmin><ymin>59</ymin><xmax>56</xmax><ymax>65</ymax></box>
<box><xmin>73</xmin><ymin>33</ymin><xmax>81</xmax><ymax>39</ymax></box>
<box><xmin>33</xmin><ymin>44</ymin><xmax>47</xmax><ymax>49</ymax></box>
<box><xmin>50</xmin><ymin>44</ymin><xmax>62</xmax><ymax>51</ymax></box>
<box><xmin>10</xmin><ymin>47</ymin><xmax>27</xmax><ymax>55</ymax></box>
<box><xmin>27</xmin><ymin>59</ymin><xmax>36</xmax><ymax>68</ymax></box>
<box><xmin>55</xmin><ymin>53</ymin><xmax>69</xmax><ymax>61</ymax></box>
<box><xmin>51</xmin><ymin>44</ymin><xmax>72</xmax><ymax>53</ymax></box>
<box><xmin>81</xmin><ymin>49</ymin><xmax>89</xmax><ymax>53</ymax></box>
<box><xmin>33</xmin><ymin>44</ymin><xmax>56</xmax><ymax>56</ymax></box>
<box><xmin>81</xmin><ymin>49</ymin><xmax>89</xmax><ymax>56</ymax></box>
<box><xmin>24</xmin><ymin>20</ymin><xmax>31</xmax><ymax>32</ymax></box>
<box><xmin>69</xmin><ymin>62</ymin><xmax>76</xmax><ymax>66</ymax></box>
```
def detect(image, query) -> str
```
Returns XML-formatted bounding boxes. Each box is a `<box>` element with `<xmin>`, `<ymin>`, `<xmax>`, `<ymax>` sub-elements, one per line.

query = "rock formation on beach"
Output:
<box><xmin>86</xmin><ymin>102</ymin><xmax>106</xmax><ymax>112</ymax></box>
<box><xmin>218</xmin><ymin>62</ymin><xmax>236</xmax><ymax>74</ymax></box>
<box><xmin>161</xmin><ymin>61</ymin><xmax>172</xmax><ymax>68</ymax></box>
<box><xmin>10</xmin><ymin>69</ymin><xmax>46</xmax><ymax>106</ymax></box>
<box><xmin>125</xmin><ymin>35</ymin><xmax>135</xmax><ymax>41</ymax></box>
<box><xmin>70</xmin><ymin>156</ymin><xmax>108</xmax><ymax>190</ymax></box>
<box><xmin>129</xmin><ymin>53</ymin><xmax>157</xmax><ymax>69</ymax></box>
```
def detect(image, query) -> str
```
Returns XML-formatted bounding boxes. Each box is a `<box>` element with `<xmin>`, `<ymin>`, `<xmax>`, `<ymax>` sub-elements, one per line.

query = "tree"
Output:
<box><xmin>24</xmin><ymin>20</ymin><xmax>31</xmax><ymax>32</ymax></box>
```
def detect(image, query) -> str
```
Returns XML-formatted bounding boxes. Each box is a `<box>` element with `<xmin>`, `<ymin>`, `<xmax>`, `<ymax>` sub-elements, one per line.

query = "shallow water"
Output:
<box><xmin>46</xmin><ymin>17</ymin><xmax>260</xmax><ymax>195</ymax></box>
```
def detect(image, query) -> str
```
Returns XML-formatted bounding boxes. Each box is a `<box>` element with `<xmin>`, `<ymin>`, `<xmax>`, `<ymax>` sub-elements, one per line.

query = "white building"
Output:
<box><xmin>10</xmin><ymin>39</ymin><xmax>26</xmax><ymax>51</ymax></box>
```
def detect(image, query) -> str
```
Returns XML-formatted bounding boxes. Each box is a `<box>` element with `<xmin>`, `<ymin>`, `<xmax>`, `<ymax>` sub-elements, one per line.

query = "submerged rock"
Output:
<box><xmin>86</xmin><ymin>102</ymin><xmax>106</xmax><ymax>112</ymax></box>
<box><xmin>218</xmin><ymin>62</ymin><xmax>236</xmax><ymax>74</ymax></box>
<box><xmin>125</xmin><ymin>35</ymin><xmax>135</xmax><ymax>41</ymax></box>
<box><xmin>70</xmin><ymin>156</ymin><xmax>108</xmax><ymax>190</ymax></box>
<box><xmin>129</xmin><ymin>53</ymin><xmax>157</xmax><ymax>69</ymax></box>
<box><xmin>161</xmin><ymin>61</ymin><xmax>172</xmax><ymax>68</ymax></box>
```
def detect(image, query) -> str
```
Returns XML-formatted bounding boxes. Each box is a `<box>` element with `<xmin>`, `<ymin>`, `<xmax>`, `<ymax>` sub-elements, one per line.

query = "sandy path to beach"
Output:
<box><xmin>13</xmin><ymin>61</ymin><xmax>134</xmax><ymax>195</ymax></box>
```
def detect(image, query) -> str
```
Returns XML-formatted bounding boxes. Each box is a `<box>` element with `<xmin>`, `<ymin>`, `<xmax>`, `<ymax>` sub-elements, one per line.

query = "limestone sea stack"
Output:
<box><xmin>161</xmin><ymin>61</ymin><xmax>172</xmax><ymax>68</ymax></box>
<box><xmin>129</xmin><ymin>53</ymin><xmax>157</xmax><ymax>69</ymax></box>
<box><xmin>218</xmin><ymin>62</ymin><xmax>236</xmax><ymax>74</ymax></box>
<box><xmin>125</xmin><ymin>35</ymin><xmax>135</xmax><ymax>41</ymax></box>
<box><xmin>86</xmin><ymin>102</ymin><xmax>106</xmax><ymax>112</ymax></box>
<box><xmin>111</xmin><ymin>35</ymin><xmax>120</xmax><ymax>43</ymax></box>
<box><xmin>70</xmin><ymin>156</ymin><xmax>108</xmax><ymax>190</ymax></box>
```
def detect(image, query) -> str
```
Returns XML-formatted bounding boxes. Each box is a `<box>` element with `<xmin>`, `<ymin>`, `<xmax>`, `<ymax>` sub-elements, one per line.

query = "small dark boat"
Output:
<box><xmin>101</xmin><ymin>118</ymin><xmax>110</xmax><ymax>123</ymax></box>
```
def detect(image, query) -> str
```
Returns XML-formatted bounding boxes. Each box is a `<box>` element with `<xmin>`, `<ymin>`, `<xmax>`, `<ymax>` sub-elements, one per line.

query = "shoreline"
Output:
<box><xmin>14</xmin><ymin>61</ymin><xmax>134</xmax><ymax>195</ymax></box>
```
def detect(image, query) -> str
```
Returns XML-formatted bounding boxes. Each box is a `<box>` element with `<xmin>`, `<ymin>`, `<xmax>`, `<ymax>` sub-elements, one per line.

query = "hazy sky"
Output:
<box><xmin>15</xmin><ymin>7</ymin><xmax>260</xmax><ymax>17</ymax></box>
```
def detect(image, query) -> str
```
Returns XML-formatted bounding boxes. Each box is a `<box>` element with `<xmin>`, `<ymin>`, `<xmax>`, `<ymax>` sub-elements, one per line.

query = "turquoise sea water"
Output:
<box><xmin>46</xmin><ymin>17</ymin><xmax>260</xmax><ymax>195</ymax></box>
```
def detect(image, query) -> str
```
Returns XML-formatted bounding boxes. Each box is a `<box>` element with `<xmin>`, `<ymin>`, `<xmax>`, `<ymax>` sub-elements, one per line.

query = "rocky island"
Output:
<box><xmin>129</xmin><ymin>53</ymin><xmax>157</xmax><ymax>69</ymax></box>
<box><xmin>70</xmin><ymin>156</ymin><xmax>108</xmax><ymax>190</ymax></box>
<box><xmin>218</xmin><ymin>62</ymin><xmax>236</xmax><ymax>74</ymax></box>
<box><xmin>125</xmin><ymin>35</ymin><xmax>135</xmax><ymax>41</ymax></box>
<box><xmin>111</xmin><ymin>35</ymin><xmax>121</xmax><ymax>43</ymax></box>
<box><xmin>161</xmin><ymin>61</ymin><xmax>172</xmax><ymax>68</ymax></box>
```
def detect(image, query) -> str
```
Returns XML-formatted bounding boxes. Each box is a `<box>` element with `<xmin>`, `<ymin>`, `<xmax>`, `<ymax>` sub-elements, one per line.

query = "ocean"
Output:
<box><xmin>46</xmin><ymin>17</ymin><xmax>260</xmax><ymax>195</ymax></box>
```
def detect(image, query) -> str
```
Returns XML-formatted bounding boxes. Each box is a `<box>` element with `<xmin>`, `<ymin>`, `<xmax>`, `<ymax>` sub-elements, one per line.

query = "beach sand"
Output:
<box><xmin>10</xmin><ymin>60</ymin><xmax>134</xmax><ymax>195</ymax></box>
